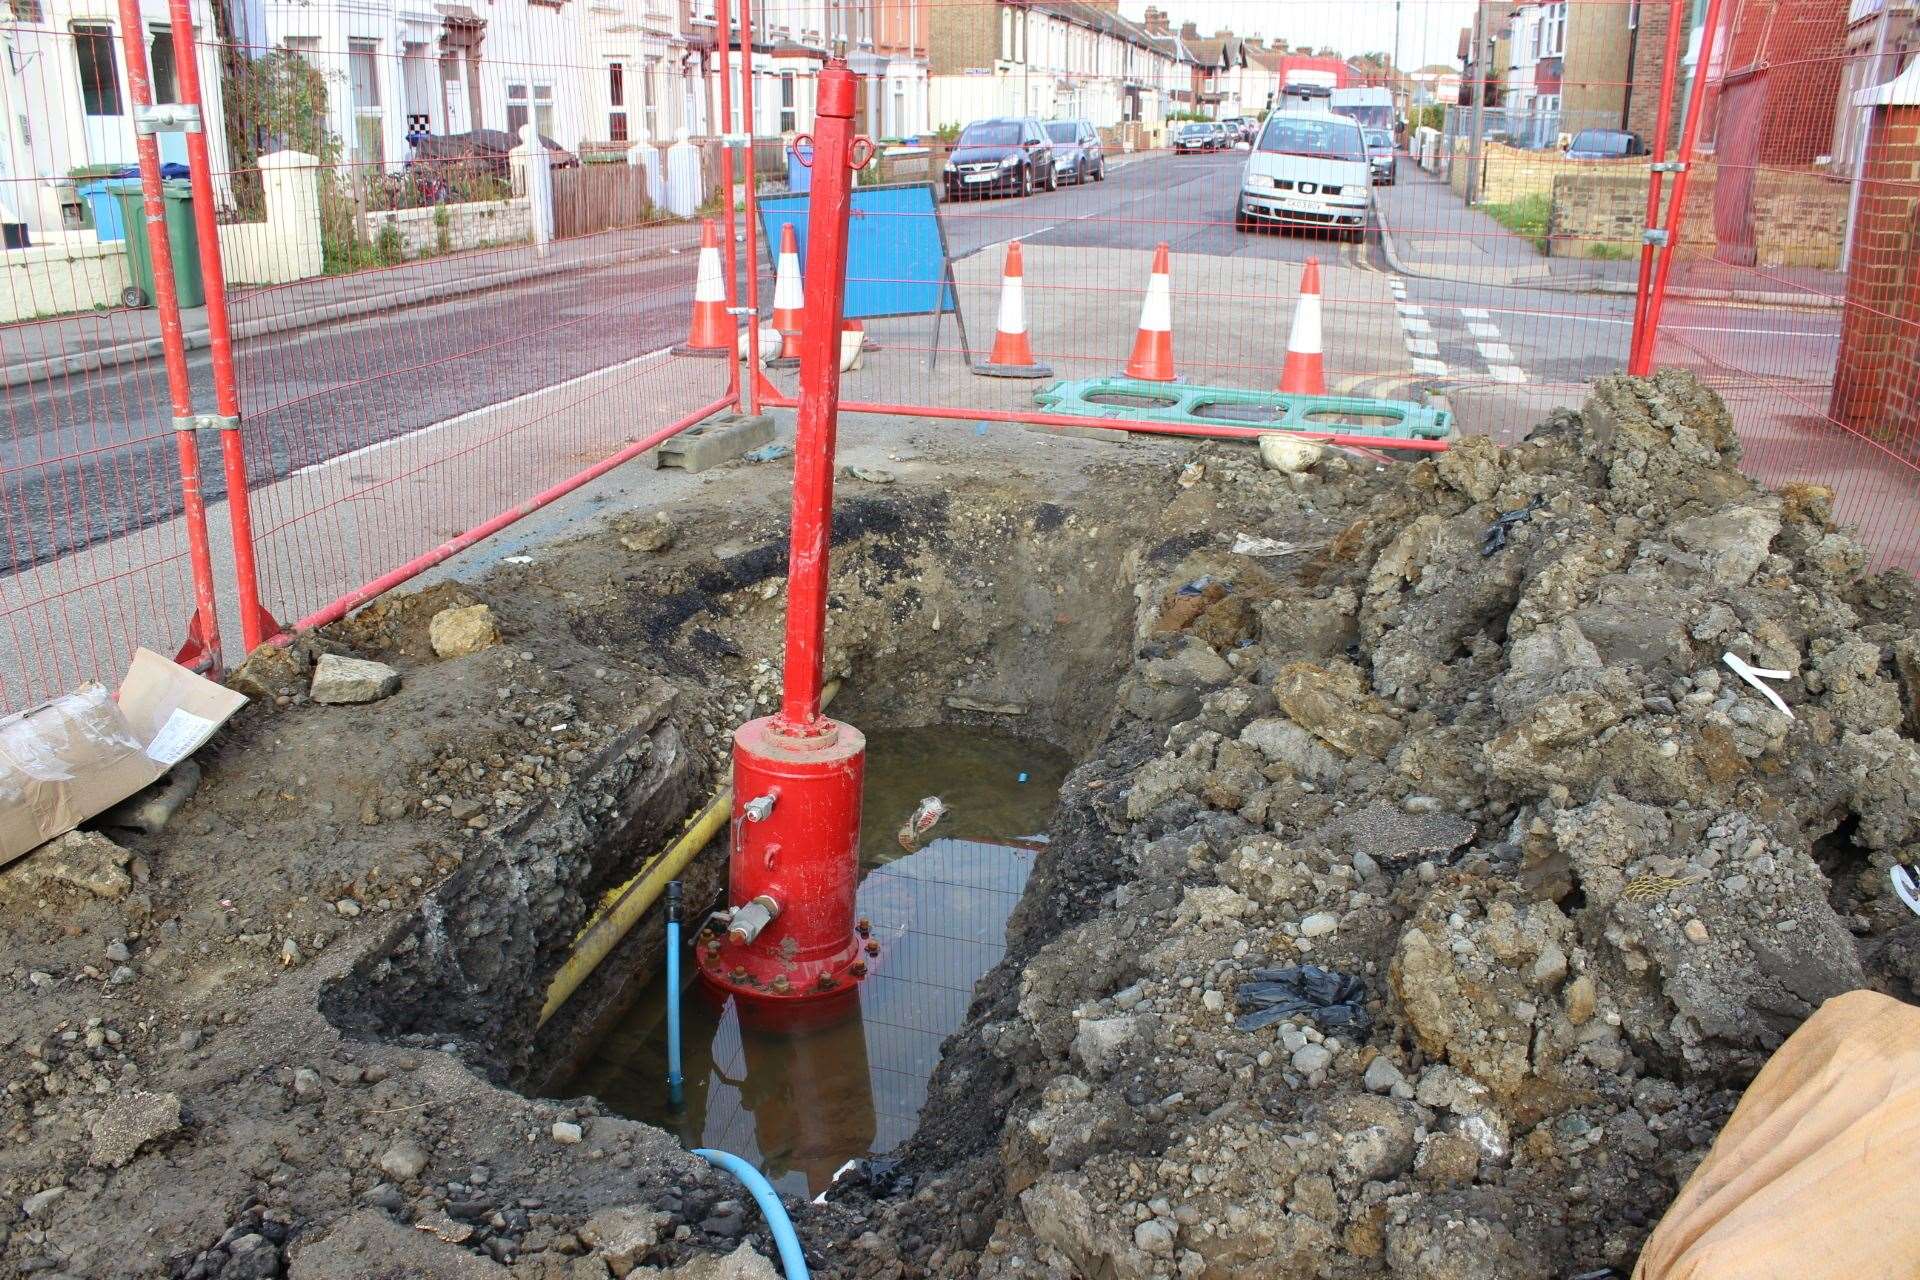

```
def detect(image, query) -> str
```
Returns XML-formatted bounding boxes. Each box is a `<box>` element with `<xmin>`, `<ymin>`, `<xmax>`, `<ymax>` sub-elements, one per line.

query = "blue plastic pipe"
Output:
<box><xmin>693</xmin><ymin>1148</ymin><xmax>810</xmax><ymax>1280</ymax></box>
<box><xmin>666</xmin><ymin>881</ymin><xmax>684</xmax><ymax>1108</ymax></box>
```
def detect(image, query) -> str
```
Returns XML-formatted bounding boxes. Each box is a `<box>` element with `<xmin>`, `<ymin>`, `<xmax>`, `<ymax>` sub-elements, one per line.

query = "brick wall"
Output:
<box><xmin>1450</xmin><ymin>138</ymin><xmax>1645</xmax><ymax>204</ymax></box>
<box><xmin>1551</xmin><ymin>158</ymin><xmax>1848</xmax><ymax>267</ymax></box>
<box><xmin>1832</xmin><ymin>104</ymin><xmax>1920</xmax><ymax>451</ymax></box>
<box><xmin>373</xmin><ymin>198</ymin><xmax>533</xmax><ymax>260</ymax></box>
<box><xmin>1623</xmin><ymin>0</ymin><xmax>1676</xmax><ymax>148</ymax></box>
<box><xmin>929</xmin><ymin>0</ymin><xmax>997</xmax><ymax>74</ymax></box>
<box><xmin>1561</xmin><ymin>0</ymin><xmax>1631</xmax><ymax>124</ymax></box>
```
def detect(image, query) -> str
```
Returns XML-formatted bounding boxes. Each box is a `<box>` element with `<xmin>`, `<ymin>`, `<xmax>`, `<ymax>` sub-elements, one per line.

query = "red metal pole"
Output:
<box><xmin>738</xmin><ymin>0</ymin><xmax>764</xmax><ymax>412</ymax></box>
<box><xmin>1635</xmin><ymin>0</ymin><xmax>1729</xmax><ymax>377</ymax></box>
<box><xmin>716</xmin><ymin>0</ymin><xmax>742</xmax><ymax>404</ymax></box>
<box><xmin>697</xmin><ymin>60</ymin><xmax>868</xmax><ymax>1021</ymax></box>
<box><xmin>115</xmin><ymin>0</ymin><xmax>222</xmax><ymax>676</ymax></box>
<box><xmin>1628</xmin><ymin>0</ymin><xmax>1689</xmax><ymax>375</ymax></box>
<box><xmin>776</xmin><ymin>60</ymin><xmax>857</xmax><ymax>735</ymax></box>
<box><xmin>167</xmin><ymin>0</ymin><xmax>278</xmax><ymax>654</ymax></box>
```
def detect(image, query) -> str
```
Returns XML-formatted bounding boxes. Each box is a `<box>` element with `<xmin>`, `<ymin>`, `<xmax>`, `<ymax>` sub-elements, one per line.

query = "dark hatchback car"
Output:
<box><xmin>1565</xmin><ymin>128</ymin><xmax>1646</xmax><ymax>159</ymax></box>
<box><xmin>943</xmin><ymin>118</ymin><xmax>1059</xmax><ymax>199</ymax></box>
<box><xmin>1173</xmin><ymin>122</ymin><xmax>1216</xmax><ymax>154</ymax></box>
<box><xmin>1045</xmin><ymin>119</ymin><xmax>1106</xmax><ymax>184</ymax></box>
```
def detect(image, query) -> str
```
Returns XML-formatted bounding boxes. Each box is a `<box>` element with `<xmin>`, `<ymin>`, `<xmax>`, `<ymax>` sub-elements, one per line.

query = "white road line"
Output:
<box><xmin>1401</xmin><ymin>317</ymin><xmax>1433</xmax><ymax>335</ymax></box>
<box><xmin>1477</xmin><ymin>342</ymin><xmax>1516</xmax><ymax>363</ymax></box>
<box><xmin>1407</xmin><ymin>338</ymin><xmax>1439</xmax><ymax>356</ymax></box>
<box><xmin>1412</xmin><ymin>357</ymin><xmax>1449</xmax><ymax>376</ymax></box>
<box><xmin>1486</xmin><ymin>364</ymin><xmax>1528</xmax><ymax>384</ymax></box>
<box><xmin>1466</xmin><ymin>322</ymin><xmax>1501</xmax><ymax>339</ymax></box>
<box><xmin>1395</xmin><ymin>303</ymin><xmax>1425</xmax><ymax>316</ymax></box>
<box><xmin>1460</xmin><ymin>307</ymin><xmax>1490</xmax><ymax>319</ymax></box>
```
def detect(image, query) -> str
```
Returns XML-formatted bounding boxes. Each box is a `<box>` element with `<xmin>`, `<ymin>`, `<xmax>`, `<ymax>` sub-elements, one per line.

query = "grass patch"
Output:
<box><xmin>1481</xmin><ymin>192</ymin><xmax>1551</xmax><ymax>254</ymax></box>
<box><xmin>1587</xmin><ymin>241</ymin><xmax>1634</xmax><ymax>261</ymax></box>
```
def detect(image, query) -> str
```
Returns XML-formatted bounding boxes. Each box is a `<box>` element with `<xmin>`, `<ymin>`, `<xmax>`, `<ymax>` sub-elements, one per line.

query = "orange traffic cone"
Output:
<box><xmin>1277</xmin><ymin>256</ymin><xmax>1326</xmax><ymax>396</ymax></box>
<box><xmin>1124</xmin><ymin>242</ymin><xmax>1176</xmax><ymax>382</ymax></box>
<box><xmin>673</xmin><ymin>219</ymin><xmax>736</xmax><ymax>358</ymax></box>
<box><xmin>974</xmin><ymin>241</ymin><xmax>1052</xmax><ymax>379</ymax></box>
<box><xmin>767</xmin><ymin>222</ymin><xmax>805</xmax><ymax>367</ymax></box>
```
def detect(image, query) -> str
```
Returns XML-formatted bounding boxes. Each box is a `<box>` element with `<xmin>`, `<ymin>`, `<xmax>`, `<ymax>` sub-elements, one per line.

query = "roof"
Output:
<box><xmin>1027</xmin><ymin>0</ymin><xmax>1185</xmax><ymax>60</ymax></box>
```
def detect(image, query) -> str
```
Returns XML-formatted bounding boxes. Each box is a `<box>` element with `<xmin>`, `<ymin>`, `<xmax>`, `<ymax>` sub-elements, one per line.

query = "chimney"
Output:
<box><xmin>1179</xmin><ymin>20</ymin><xmax>1199</xmax><ymax>40</ymax></box>
<box><xmin>1141</xmin><ymin>6</ymin><xmax>1169</xmax><ymax>35</ymax></box>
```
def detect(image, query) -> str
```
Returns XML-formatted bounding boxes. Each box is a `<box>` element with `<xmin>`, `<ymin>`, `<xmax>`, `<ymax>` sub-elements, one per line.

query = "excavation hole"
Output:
<box><xmin>552</xmin><ymin>726</ymin><xmax>1072</xmax><ymax>1196</ymax></box>
<box><xmin>1301</xmin><ymin>408</ymin><xmax>1406</xmax><ymax>429</ymax></box>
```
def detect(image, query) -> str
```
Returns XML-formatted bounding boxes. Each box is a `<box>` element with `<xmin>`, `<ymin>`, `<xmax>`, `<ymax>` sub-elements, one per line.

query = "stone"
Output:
<box><xmin>1564</xmin><ymin>975</ymin><xmax>1597</xmax><ymax>1025</ymax></box>
<box><xmin>1665</xmin><ymin>504</ymin><xmax>1781</xmax><ymax>587</ymax></box>
<box><xmin>1259</xmin><ymin>434</ymin><xmax>1325</xmax><ymax>475</ymax></box>
<box><xmin>629</xmin><ymin>1243</ymin><xmax>781</xmax><ymax>1278</ymax></box>
<box><xmin>105</xmin><ymin>940</ymin><xmax>131</xmax><ymax>963</ymax></box>
<box><xmin>1530</xmin><ymin>943</ymin><xmax>1569</xmax><ymax>989</ymax></box>
<box><xmin>310</xmin><ymin>654</ymin><xmax>401</xmax><ymax>704</ymax></box>
<box><xmin>620</xmin><ymin>514</ymin><xmax>675</xmax><ymax>553</ymax></box>
<box><xmin>843</xmin><ymin>465</ymin><xmax>896</xmax><ymax>485</ymax></box>
<box><xmin>579</xmin><ymin>1206</ymin><xmax>666</xmax><ymax>1278</ymax></box>
<box><xmin>1299</xmin><ymin>912</ymin><xmax>1339</xmax><ymax>938</ymax></box>
<box><xmin>292</xmin><ymin>1068</ymin><xmax>324</xmax><ymax>1100</ymax></box>
<box><xmin>648</xmin><ymin>414</ymin><xmax>776</xmax><ymax>474</ymax></box>
<box><xmin>21</xmin><ymin>830</ymin><xmax>132</xmax><ymax>899</ymax></box>
<box><xmin>552</xmin><ymin>1121</ymin><xmax>584</xmax><ymax>1145</ymax></box>
<box><xmin>1273</xmin><ymin>661</ymin><xmax>1403</xmax><ymax>760</ymax></box>
<box><xmin>288</xmin><ymin>1210</ymin><xmax>511</xmax><ymax>1279</ymax></box>
<box><xmin>1071</xmin><ymin>1016</ymin><xmax>1140</xmax><ymax>1075</ymax></box>
<box><xmin>1362</xmin><ymin>1056</ymin><xmax>1405</xmax><ymax>1094</ymax></box>
<box><xmin>430</xmin><ymin>604</ymin><xmax>501</xmax><ymax>659</ymax></box>
<box><xmin>226</xmin><ymin>643</ymin><xmax>309</xmax><ymax>700</ymax></box>
<box><xmin>21</xmin><ymin>1186</ymin><xmax>65</xmax><ymax>1216</ymax></box>
<box><xmin>90</xmin><ymin>1090</ymin><xmax>182</xmax><ymax>1168</ymax></box>
<box><xmin>1133</xmin><ymin>1218</ymin><xmax>1176</xmax><ymax>1256</ymax></box>
<box><xmin>379</xmin><ymin>1137</ymin><xmax>430</xmax><ymax>1181</ymax></box>
<box><xmin>1683</xmin><ymin>918</ymin><xmax>1710</xmax><ymax>945</ymax></box>
<box><xmin>1291</xmin><ymin>1043</ymin><xmax>1333</xmax><ymax>1074</ymax></box>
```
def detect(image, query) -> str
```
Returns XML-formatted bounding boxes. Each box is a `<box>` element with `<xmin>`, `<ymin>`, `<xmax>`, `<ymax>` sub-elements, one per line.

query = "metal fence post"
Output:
<box><xmin>716</xmin><ymin>0</ymin><xmax>743</xmax><ymax>409</ymax></box>
<box><xmin>1628</xmin><ymin>0</ymin><xmax>1690</xmax><ymax>376</ymax></box>
<box><xmin>114</xmin><ymin>0</ymin><xmax>223</xmax><ymax>675</ymax></box>
<box><xmin>737</xmin><ymin>0</ymin><xmax>765</xmax><ymax>413</ymax></box>
<box><xmin>1633</xmin><ymin>0</ymin><xmax>1730</xmax><ymax>376</ymax></box>
<box><xmin>166</xmin><ymin>0</ymin><xmax>280</xmax><ymax>655</ymax></box>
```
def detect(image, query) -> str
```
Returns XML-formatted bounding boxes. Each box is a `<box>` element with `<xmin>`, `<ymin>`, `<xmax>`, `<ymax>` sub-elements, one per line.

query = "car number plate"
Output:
<box><xmin>964</xmin><ymin>173</ymin><xmax>994</xmax><ymax>183</ymax></box>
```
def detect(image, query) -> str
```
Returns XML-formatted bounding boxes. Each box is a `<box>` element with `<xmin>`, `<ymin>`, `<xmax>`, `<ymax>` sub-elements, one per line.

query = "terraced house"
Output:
<box><xmin>928</xmin><ymin>0</ymin><xmax>1188</xmax><ymax>134</ymax></box>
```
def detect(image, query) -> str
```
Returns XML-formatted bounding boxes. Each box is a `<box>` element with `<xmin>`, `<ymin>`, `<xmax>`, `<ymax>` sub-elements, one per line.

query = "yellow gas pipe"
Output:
<box><xmin>536</xmin><ymin>680</ymin><xmax>840</xmax><ymax>1028</ymax></box>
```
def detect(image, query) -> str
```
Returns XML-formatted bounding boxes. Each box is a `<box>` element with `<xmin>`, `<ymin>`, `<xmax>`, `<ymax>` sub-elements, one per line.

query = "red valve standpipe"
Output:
<box><xmin>698</xmin><ymin>59</ymin><xmax>870</xmax><ymax>1027</ymax></box>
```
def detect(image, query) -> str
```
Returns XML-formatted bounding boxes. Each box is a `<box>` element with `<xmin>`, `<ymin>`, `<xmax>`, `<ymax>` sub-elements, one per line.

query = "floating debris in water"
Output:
<box><xmin>898</xmin><ymin>796</ymin><xmax>947</xmax><ymax>850</ymax></box>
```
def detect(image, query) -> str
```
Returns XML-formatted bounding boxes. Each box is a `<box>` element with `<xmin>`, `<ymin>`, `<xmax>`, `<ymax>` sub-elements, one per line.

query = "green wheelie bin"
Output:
<box><xmin>106</xmin><ymin>177</ymin><xmax>204</xmax><ymax>309</ymax></box>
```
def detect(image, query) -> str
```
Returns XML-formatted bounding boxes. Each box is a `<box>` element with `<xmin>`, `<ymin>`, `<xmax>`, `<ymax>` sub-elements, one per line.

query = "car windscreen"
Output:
<box><xmin>961</xmin><ymin>123</ymin><xmax>1022</xmax><ymax>146</ymax></box>
<box><xmin>1365</xmin><ymin>130</ymin><xmax>1393</xmax><ymax>148</ymax></box>
<box><xmin>1045</xmin><ymin>123</ymin><xmax>1078</xmax><ymax>143</ymax></box>
<box><xmin>1180</xmin><ymin>124</ymin><xmax>1211</xmax><ymax>136</ymax></box>
<box><xmin>1571</xmin><ymin>131</ymin><xmax>1631</xmax><ymax>155</ymax></box>
<box><xmin>1258</xmin><ymin>116</ymin><xmax>1364</xmax><ymax>161</ymax></box>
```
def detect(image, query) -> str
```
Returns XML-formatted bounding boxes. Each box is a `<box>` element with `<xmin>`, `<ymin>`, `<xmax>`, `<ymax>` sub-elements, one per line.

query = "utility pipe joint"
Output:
<box><xmin>726</xmin><ymin>894</ymin><xmax>781</xmax><ymax>946</ymax></box>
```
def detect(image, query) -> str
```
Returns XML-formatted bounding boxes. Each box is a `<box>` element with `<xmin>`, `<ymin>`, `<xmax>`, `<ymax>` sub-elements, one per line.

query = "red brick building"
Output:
<box><xmin>1830</xmin><ymin>63</ymin><xmax>1920</xmax><ymax>453</ymax></box>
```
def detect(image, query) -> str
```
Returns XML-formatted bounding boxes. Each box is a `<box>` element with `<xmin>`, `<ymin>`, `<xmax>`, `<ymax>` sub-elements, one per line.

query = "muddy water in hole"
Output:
<box><xmin>558</xmin><ymin>729</ymin><xmax>1073</xmax><ymax>1197</ymax></box>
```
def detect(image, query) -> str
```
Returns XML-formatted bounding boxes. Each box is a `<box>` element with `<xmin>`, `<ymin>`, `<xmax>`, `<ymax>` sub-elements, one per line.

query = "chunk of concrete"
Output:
<box><xmin>310</xmin><ymin>655</ymin><xmax>402</xmax><ymax>705</ymax></box>
<box><xmin>90</xmin><ymin>1090</ymin><xmax>182</xmax><ymax>1168</ymax></box>
<box><xmin>649</xmin><ymin>414</ymin><xmax>776</xmax><ymax>473</ymax></box>
<box><xmin>429</xmin><ymin>605</ymin><xmax>500</xmax><ymax>659</ymax></box>
<box><xmin>18</xmin><ymin>830</ymin><xmax>133</xmax><ymax>899</ymax></box>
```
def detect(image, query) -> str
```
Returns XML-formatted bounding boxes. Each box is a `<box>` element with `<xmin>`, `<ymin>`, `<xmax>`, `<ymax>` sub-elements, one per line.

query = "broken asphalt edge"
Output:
<box><xmin>1</xmin><ymin>234</ymin><xmax>701</xmax><ymax>392</ymax></box>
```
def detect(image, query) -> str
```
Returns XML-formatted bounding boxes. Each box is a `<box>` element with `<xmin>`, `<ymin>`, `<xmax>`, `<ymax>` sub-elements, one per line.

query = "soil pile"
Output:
<box><xmin>851</xmin><ymin>372</ymin><xmax>1920</xmax><ymax>1279</ymax></box>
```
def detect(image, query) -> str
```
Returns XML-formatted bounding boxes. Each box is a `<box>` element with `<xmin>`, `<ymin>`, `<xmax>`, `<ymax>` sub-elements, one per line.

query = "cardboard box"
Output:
<box><xmin>0</xmin><ymin>649</ymin><xmax>247</xmax><ymax>865</ymax></box>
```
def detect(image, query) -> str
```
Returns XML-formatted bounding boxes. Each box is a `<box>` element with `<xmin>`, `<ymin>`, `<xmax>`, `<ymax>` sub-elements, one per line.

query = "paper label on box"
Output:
<box><xmin>145</xmin><ymin>708</ymin><xmax>218</xmax><ymax>767</ymax></box>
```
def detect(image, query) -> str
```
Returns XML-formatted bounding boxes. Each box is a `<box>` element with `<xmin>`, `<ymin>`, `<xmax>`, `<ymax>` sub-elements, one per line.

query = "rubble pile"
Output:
<box><xmin>869</xmin><ymin>373</ymin><xmax>1920</xmax><ymax>1280</ymax></box>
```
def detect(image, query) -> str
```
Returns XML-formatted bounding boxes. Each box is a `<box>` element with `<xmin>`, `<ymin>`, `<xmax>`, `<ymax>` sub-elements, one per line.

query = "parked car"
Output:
<box><xmin>1173</xmin><ymin>122</ymin><xmax>1215</xmax><ymax>155</ymax></box>
<box><xmin>1222</xmin><ymin>116</ymin><xmax>1257</xmax><ymax>143</ymax></box>
<box><xmin>409</xmin><ymin>129</ymin><xmax>579</xmax><ymax>183</ymax></box>
<box><xmin>1565</xmin><ymin>128</ymin><xmax>1647</xmax><ymax>159</ymax></box>
<box><xmin>1363</xmin><ymin>128</ymin><xmax>1397</xmax><ymax>184</ymax></box>
<box><xmin>1045</xmin><ymin>119</ymin><xmax>1106</xmax><ymax>184</ymax></box>
<box><xmin>1210</xmin><ymin>122</ymin><xmax>1235</xmax><ymax>149</ymax></box>
<box><xmin>1236</xmin><ymin>108</ymin><xmax>1371</xmax><ymax>241</ymax></box>
<box><xmin>943</xmin><ymin>117</ymin><xmax>1059</xmax><ymax>198</ymax></box>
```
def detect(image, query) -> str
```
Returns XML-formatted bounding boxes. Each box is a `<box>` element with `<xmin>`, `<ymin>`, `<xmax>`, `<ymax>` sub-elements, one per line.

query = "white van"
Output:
<box><xmin>1236</xmin><ymin>109</ymin><xmax>1372</xmax><ymax>241</ymax></box>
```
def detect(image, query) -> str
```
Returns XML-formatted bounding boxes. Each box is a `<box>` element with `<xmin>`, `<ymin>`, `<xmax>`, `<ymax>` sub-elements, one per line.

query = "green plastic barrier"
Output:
<box><xmin>1032</xmin><ymin>376</ymin><xmax>1453</xmax><ymax>441</ymax></box>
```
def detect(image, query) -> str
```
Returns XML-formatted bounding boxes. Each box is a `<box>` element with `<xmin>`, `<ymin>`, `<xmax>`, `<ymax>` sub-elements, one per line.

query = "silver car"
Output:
<box><xmin>1045</xmin><ymin>119</ymin><xmax>1106</xmax><ymax>185</ymax></box>
<box><xmin>1364</xmin><ymin>129</ymin><xmax>1396</xmax><ymax>185</ymax></box>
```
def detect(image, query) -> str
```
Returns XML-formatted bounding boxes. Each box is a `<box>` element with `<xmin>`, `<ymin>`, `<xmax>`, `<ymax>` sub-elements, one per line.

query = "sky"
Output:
<box><xmin>1117</xmin><ymin>0</ymin><xmax>1478</xmax><ymax>72</ymax></box>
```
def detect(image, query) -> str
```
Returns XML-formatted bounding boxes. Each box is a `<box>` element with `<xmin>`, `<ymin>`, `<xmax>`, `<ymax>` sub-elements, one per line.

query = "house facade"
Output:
<box><xmin>928</xmin><ymin>0</ymin><xmax>1186</xmax><ymax>131</ymax></box>
<box><xmin>580</xmin><ymin>0</ymin><xmax>710</xmax><ymax>152</ymax></box>
<box><xmin>255</xmin><ymin>0</ymin><xmax>588</xmax><ymax>171</ymax></box>
<box><xmin>1</xmin><ymin>0</ymin><xmax>235</xmax><ymax>233</ymax></box>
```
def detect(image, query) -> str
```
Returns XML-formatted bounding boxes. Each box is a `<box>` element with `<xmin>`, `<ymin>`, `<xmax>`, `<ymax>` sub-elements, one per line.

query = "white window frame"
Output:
<box><xmin>607</xmin><ymin>59</ymin><xmax>628</xmax><ymax>142</ymax></box>
<box><xmin>507</xmin><ymin>80</ymin><xmax>555</xmax><ymax>140</ymax></box>
<box><xmin>349</xmin><ymin>39</ymin><xmax>384</xmax><ymax>167</ymax></box>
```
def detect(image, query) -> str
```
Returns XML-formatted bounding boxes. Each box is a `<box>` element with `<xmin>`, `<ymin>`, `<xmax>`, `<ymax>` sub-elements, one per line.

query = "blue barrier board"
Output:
<box><xmin>758</xmin><ymin>182</ymin><xmax>958</xmax><ymax>320</ymax></box>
